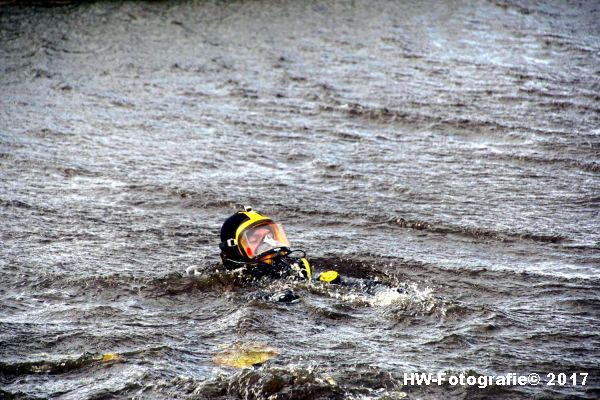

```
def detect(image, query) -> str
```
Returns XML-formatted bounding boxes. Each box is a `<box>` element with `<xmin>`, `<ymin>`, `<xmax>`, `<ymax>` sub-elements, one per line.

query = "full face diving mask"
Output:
<box><xmin>238</xmin><ymin>221</ymin><xmax>290</xmax><ymax>260</ymax></box>
<box><xmin>219</xmin><ymin>208</ymin><xmax>311</xmax><ymax>280</ymax></box>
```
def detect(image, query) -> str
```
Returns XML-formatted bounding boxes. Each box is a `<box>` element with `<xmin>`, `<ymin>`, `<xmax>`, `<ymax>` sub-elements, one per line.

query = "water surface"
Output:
<box><xmin>1</xmin><ymin>0</ymin><xmax>599</xmax><ymax>398</ymax></box>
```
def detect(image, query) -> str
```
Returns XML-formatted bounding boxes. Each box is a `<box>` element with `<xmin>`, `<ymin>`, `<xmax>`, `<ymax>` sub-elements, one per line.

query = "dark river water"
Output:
<box><xmin>1</xmin><ymin>0</ymin><xmax>599</xmax><ymax>399</ymax></box>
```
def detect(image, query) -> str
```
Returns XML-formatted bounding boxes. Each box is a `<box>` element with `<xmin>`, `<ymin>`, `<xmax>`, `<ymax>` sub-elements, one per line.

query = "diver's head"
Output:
<box><xmin>219</xmin><ymin>207</ymin><xmax>291</xmax><ymax>269</ymax></box>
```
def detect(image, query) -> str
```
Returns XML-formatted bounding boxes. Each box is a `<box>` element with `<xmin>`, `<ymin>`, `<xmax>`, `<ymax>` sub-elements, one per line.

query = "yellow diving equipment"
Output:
<box><xmin>319</xmin><ymin>270</ymin><xmax>340</xmax><ymax>284</ymax></box>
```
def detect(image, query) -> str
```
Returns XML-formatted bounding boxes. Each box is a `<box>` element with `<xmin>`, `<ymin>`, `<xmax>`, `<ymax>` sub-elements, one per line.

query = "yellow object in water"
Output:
<box><xmin>101</xmin><ymin>353</ymin><xmax>121</xmax><ymax>362</ymax></box>
<box><xmin>213</xmin><ymin>342</ymin><xmax>278</xmax><ymax>368</ymax></box>
<box><xmin>319</xmin><ymin>270</ymin><xmax>339</xmax><ymax>283</ymax></box>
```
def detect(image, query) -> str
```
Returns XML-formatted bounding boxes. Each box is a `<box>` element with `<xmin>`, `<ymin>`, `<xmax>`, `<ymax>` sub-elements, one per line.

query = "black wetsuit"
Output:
<box><xmin>243</xmin><ymin>255</ymin><xmax>310</xmax><ymax>281</ymax></box>
<box><xmin>246</xmin><ymin>255</ymin><xmax>404</xmax><ymax>302</ymax></box>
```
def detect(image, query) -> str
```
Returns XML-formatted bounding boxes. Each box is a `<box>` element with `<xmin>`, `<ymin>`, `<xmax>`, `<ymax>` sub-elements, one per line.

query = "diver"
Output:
<box><xmin>219</xmin><ymin>207</ymin><xmax>311</xmax><ymax>281</ymax></box>
<box><xmin>218</xmin><ymin>207</ymin><xmax>401</xmax><ymax>301</ymax></box>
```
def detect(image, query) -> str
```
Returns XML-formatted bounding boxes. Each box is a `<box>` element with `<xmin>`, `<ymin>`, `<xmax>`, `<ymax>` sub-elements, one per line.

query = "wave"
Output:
<box><xmin>318</xmin><ymin>102</ymin><xmax>576</xmax><ymax>138</ymax></box>
<box><xmin>291</xmin><ymin>206</ymin><xmax>566</xmax><ymax>244</ymax></box>
<box><xmin>0</xmin><ymin>352</ymin><xmax>122</xmax><ymax>377</ymax></box>
<box><xmin>382</xmin><ymin>215</ymin><xmax>564</xmax><ymax>243</ymax></box>
<box><xmin>167</xmin><ymin>364</ymin><xmax>344</xmax><ymax>400</ymax></box>
<box><xmin>483</xmin><ymin>153</ymin><xmax>600</xmax><ymax>173</ymax></box>
<box><xmin>6</xmin><ymin>254</ymin><xmax>597</xmax><ymax>306</ymax></box>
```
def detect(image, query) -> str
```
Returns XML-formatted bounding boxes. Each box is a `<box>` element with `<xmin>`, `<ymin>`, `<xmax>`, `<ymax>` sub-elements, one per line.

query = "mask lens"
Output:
<box><xmin>240</xmin><ymin>222</ymin><xmax>290</xmax><ymax>258</ymax></box>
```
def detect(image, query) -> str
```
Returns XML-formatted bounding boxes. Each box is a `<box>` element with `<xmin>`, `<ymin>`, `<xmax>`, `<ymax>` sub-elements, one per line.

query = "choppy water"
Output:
<box><xmin>1</xmin><ymin>0</ymin><xmax>599</xmax><ymax>399</ymax></box>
